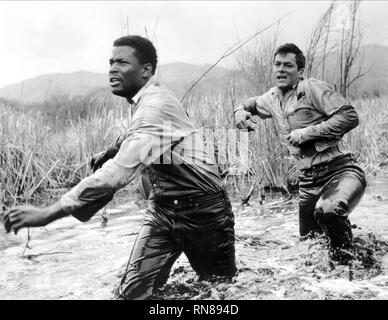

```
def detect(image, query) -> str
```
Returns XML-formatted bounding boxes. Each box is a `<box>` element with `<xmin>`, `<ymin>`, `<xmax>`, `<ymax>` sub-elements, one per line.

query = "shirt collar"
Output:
<box><xmin>295</xmin><ymin>76</ymin><xmax>305</xmax><ymax>93</ymax></box>
<box><xmin>128</xmin><ymin>76</ymin><xmax>156</xmax><ymax>105</ymax></box>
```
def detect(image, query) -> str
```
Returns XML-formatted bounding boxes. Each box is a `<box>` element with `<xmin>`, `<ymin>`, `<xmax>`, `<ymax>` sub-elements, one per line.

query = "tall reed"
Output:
<box><xmin>1</xmin><ymin>87</ymin><xmax>387</xmax><ymax>207</ymax></box>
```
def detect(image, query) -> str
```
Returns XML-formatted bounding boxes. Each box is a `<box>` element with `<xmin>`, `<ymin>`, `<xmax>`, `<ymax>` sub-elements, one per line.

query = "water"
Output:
<box><xmin>1</xmin><ymin>175</ymin><xmax>388</xmax><ymax>300</ymax></box>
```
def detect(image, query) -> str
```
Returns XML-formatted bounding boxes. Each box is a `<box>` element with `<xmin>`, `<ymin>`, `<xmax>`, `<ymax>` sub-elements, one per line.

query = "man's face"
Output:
<box><xmin>109</xmin><ymin>46</ymin><xmax>149</xmax><ymax>98</ymax></box>
<box><xmin>273</xmin><ymin>53</ymin><xmax>303</xmax><ymax>89</ymax></box>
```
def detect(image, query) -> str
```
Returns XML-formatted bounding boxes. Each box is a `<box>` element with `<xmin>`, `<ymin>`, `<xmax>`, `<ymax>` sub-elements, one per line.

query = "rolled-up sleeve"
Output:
<box><xmin>301</xmin><ymin>79</ymin><xmax>359</xmax><ymax>141</ymax></box>
<box><xmin>60</xmin><ymin>104</ymin><xmax>187</xmax><ymax>221</ymax></box>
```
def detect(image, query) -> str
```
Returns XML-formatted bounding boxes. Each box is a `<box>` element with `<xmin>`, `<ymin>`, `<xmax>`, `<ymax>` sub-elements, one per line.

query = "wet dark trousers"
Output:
<box><xmin>115</xmin><ymin>190</ymin><xmax>236</xmax><ymax>300</ymax></box>
<box><xmin>298</xmin><ymin>155</ymin><xmax>366</xmax><ymax>249</ymax></box>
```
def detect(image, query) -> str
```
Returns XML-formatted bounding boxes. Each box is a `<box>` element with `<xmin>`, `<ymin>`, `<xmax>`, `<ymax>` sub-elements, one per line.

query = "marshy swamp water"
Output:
<box><xmin>1</xmin><ymin>173</ymin><xmax>388</xmax><ymax>300</ymax></box>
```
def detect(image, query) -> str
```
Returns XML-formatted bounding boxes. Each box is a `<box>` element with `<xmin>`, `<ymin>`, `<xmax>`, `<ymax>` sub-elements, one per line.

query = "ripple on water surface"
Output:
<box><xmin>1</xmin><ymin>175</ymin><xmax>388</xmax><ymax>299</ymax></box>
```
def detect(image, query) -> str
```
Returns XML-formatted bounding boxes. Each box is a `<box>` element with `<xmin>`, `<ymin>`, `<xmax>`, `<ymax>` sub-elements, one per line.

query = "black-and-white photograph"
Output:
<box><xmin>1</xmin><ymin>0</ymin><xmax>388</xmax><ymax>303</ymax></box>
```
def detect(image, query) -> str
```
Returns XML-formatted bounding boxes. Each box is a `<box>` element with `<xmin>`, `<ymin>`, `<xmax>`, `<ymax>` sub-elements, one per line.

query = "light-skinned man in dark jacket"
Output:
<box><xmin>235</xmin><ymin>43</ymin><xmax>366</xmax><ymax>263</ymax></box>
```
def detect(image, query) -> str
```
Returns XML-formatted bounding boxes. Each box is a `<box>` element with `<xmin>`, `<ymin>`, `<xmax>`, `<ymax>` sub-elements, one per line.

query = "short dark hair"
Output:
<box><xmin>274</xmin><ymin>43</ymin><xmax>305</xmax><ymax>70</ymax></box>
<box><xmin>113</xmin><ymin>35</ymin><xmax>158</xmax><ymax>74</ymax></box>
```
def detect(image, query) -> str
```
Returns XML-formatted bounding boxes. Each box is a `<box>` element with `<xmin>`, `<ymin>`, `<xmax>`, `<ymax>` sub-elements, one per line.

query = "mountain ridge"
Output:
<box><xmin>0</xmin><ymin>63</ymin><xmax>234</xmax><ymax>103</ymax></box>
<box><xmin>1</xmin><ymin>44</ymin><xmax>387</xmax><ymax>103</ymax></box>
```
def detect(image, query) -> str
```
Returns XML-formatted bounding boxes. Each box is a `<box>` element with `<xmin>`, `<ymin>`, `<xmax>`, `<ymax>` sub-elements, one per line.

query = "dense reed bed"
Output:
<box><xmin>0</xmin><ymin>87</ymin><xmax>387</xmax><ymax>209</ymax></box>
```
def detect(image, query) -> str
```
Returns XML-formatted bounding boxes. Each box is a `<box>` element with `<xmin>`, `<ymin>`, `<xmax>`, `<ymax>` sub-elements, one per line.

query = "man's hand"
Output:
<box><xmin>90</xmin><ymin>134</ymin><xmax>129</xmax><ymax>172</ymax></box>
<box><xmin>286</xmin><ymin>128</ymin><xmax>309</xmax><ymax>146</ymax></box>
<box><xmin>90</xmin><ymin>151</ymin><xmax>108</xmax><ymax>172</ymax></box>
<box><xmin>90</xmin><ymin>148</ymin><xmax>119</xmax><ymax>172</ymax></box>
<box><xmin>3</xmin><ymin>205</ymin><xmax>49</xmax><ymax>234</ymax></box>
<box><xmin>235</xmin><ymin>110</ymin><xmax>256</xmax><ymax>132</ymax></box>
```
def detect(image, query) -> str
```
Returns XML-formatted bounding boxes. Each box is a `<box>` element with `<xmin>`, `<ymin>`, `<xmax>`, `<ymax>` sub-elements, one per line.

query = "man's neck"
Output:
<box><xmin>126</xmin><ymin>76</ymin><xmax>153</xmax><ymax>104</ymax></box>
<box><xmin>277</xmin><ymin>80</ymin><xmax>299</xmax><ymax>98</ymax></box>
<box><xmin>278</xmin><ymin>87</ymin><xmax>292</xmax><ymax>103</ymax></box>
<box><xmin>278</xmin><ymin>86</ymin><xmax>292</xmax><ymax>95</ymax></box>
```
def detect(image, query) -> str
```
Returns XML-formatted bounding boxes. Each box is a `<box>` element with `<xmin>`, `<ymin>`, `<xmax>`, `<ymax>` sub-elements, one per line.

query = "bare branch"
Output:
<box><xmin>180</xmin><ymin>11</ymin><xmax>292</xmax><ymax>103</ymax></box>
<box><xmin>305</xmin><ymin>1</ymin><xmax>335</xmax><ymax>78</ymax></box>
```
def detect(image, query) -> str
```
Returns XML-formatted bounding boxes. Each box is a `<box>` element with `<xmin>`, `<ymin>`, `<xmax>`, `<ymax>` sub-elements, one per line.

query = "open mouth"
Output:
<box><xmin>277</xmin><ymin>75</ymin><xmax>287</xmax><ymax>80</ymax></box>
<box><xmin>110</xmin><ymin>77</ymin><xmax>121</xmax><ymax>86</ymax></box>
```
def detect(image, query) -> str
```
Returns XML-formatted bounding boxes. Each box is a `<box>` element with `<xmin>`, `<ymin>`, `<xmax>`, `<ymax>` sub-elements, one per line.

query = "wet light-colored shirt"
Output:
<box><xmin>235</xmin><ymin>78</ymin><xmax>359</xmax><ymax>170</ymax></box>
<box><xmin>60</xmin><ymin>77</ymin><xmax>223</xmax><ymax>221</ymax></box>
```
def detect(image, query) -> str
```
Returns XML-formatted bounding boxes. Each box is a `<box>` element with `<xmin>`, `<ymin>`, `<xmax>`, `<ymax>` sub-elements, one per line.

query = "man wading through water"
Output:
<box><xmin>234</xmin><ymin>43</ymin><xmax>366</xmax><ymax>263</ymax></box>
<box><xmin>3</xmin><ymin>35</ymin><xmax>237</xmax><ymax>299</ymax></box>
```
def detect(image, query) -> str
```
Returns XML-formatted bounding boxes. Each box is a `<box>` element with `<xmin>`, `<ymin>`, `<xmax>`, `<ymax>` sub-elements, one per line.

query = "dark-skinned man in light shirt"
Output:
<box><xmin>3</xmin><ymin>35</ymin><xmax>237</xmax><ymax>299</ymax></box>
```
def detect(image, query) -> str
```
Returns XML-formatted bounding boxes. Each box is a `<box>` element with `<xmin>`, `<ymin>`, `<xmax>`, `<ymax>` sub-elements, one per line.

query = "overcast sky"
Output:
<box><xmin>0</xmin><ymin>1</ymin><xmax>387</xmax><ymax>88</ymax></box>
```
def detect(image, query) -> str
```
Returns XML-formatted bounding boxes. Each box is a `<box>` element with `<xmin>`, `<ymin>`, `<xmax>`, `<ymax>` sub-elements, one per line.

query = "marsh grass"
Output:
<box><xmin>0</xmin><ymin>88</ymin><xmax>387</xmax><ymax>208</ymax></box>
<box><xmin>347</xmin><ymin>97</ymin><xmax>388</xmax><ymax>171</ymax></box>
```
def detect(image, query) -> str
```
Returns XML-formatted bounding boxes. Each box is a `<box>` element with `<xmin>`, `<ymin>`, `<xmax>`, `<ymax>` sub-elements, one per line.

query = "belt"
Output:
<box><xmin>301</xmin><ymin>154</ymin><xmax>356</xmax><ymax>174</ymax></box>
<box><xmin>154</xmin><ymin>190</ymin><xmax>226</xmax><ymax>209</ymax></box>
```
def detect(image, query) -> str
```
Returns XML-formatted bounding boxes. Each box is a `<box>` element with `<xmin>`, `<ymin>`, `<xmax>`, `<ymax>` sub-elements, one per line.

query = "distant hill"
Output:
<box><xmin>1</xmin><ymin>44</ymin><xmax>387</xmax><ymax>103</ymax></box>
<box><xmin>0</xmin><ymin>71</ymin><xmax>108</xmax><ymax>103</ymax></box>
<box><xmin>316</xmin><ymin>44</ymin><xmax>388</xmax><ymax>96</ymax></box>
<box><xmin>0</xmin><ymin>63</ymin><xmax>235</xmax><ymax>103</ymax></box>
<box><xmin>356</xmin><ymin>44</ymin><xmax>388</xmax><ymax>95</ymax></box>
<box><xmin>157</xmin><ymin>62</ymin><xmax>237</xmax><ymax>98</ymax></box>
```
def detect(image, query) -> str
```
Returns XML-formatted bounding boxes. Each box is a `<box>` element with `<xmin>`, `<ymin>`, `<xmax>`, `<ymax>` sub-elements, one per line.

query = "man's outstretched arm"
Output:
<box><xmin>2</xmin><ymin>135</ymin><xmax>143</xmax><ymax>234</ymax></box>
<box><xmin>3</xmin><ymin>130</ymin><xmax>164</xmax><ymax>234</ymax></box>
<box><xmin>3</xmin><ymin>105</ymin><xmax>180</xmax><ymax>233</ymax></box>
